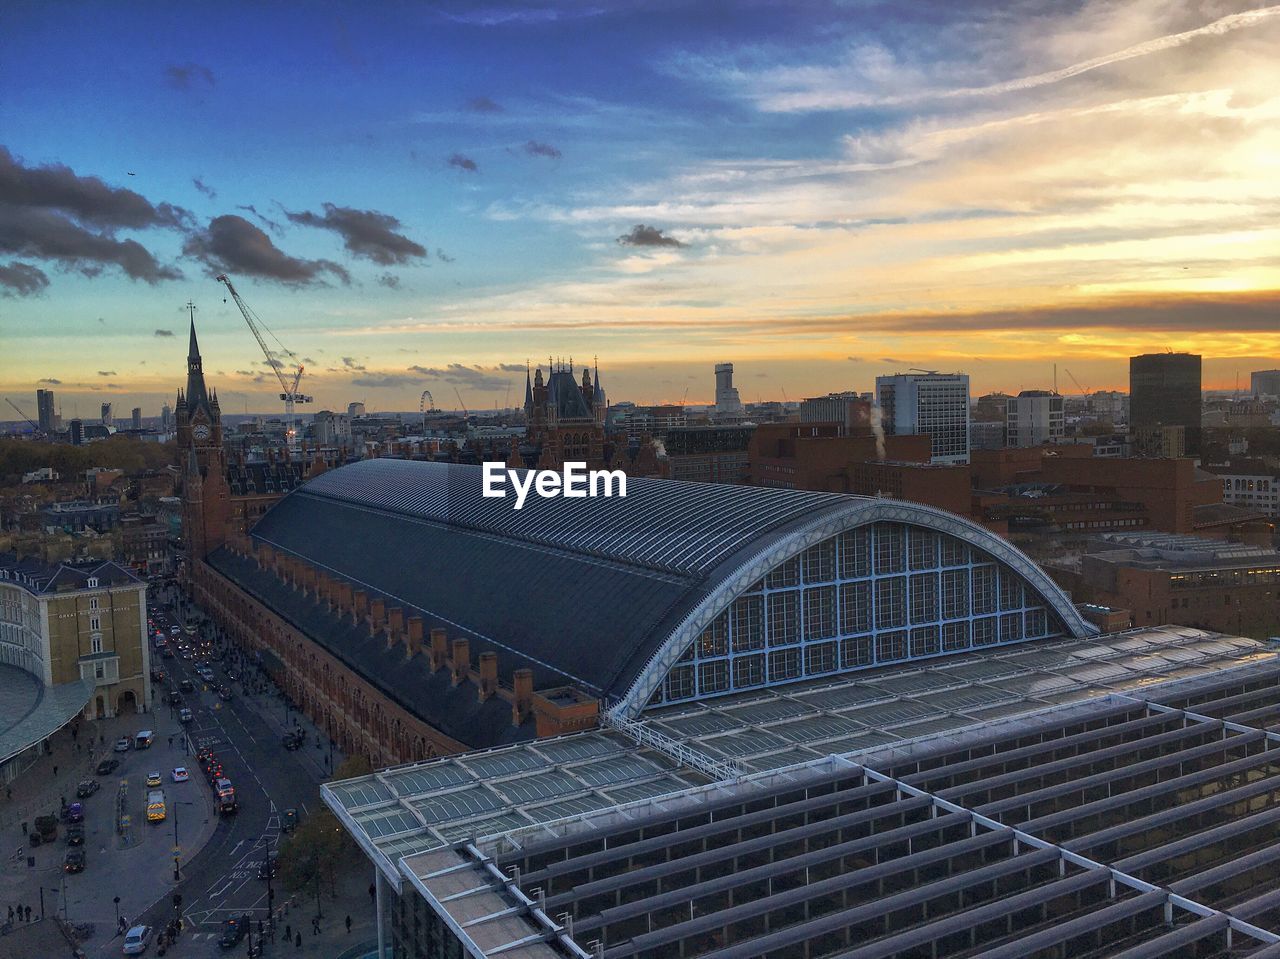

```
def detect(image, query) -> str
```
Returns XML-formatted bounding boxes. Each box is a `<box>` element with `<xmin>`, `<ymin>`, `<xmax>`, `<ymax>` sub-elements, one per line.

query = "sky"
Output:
<box><xmin>2</xmin><ymin>0</ymin><xmax>1279</xmax><ymax>418</ymax></box>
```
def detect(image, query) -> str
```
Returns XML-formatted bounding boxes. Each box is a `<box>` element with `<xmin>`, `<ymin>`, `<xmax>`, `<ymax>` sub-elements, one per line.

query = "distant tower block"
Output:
<box><xmin>714</xmin><ymin>362</ymin><xmax>743</xmax><ymax>415</ymax></box>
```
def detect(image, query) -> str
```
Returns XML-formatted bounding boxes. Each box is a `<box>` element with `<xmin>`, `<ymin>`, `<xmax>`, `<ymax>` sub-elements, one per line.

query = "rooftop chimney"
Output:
<box><xmin>479</xmin><ymin>652</ymin><xmax>498</xmax><ymax>702</ymax></box>
<box><xmin>406</xmin><ymin>616</ymin><xmax>424</xmax><ymax>660</ymax></box>
<box><xmin>451</xmin><ymin>639</ymin><xmax>470</xmax><ymax>686</ymax></box>
<box><xmin>513</xmin><ymin>669</ymin><xmax>534</xmax><ymax>726</ymax></box>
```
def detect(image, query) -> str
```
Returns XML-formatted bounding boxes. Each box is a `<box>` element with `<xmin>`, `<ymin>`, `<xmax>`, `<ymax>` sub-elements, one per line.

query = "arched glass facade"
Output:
<box><xmin>649</xmin><ymin>521</ymin><xmax>1065</xmax><ymax>708</ymax></box>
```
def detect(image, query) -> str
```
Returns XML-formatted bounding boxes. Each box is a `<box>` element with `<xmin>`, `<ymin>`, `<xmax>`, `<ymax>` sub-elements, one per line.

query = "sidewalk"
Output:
<box><xmin>0</xmin><ymin>701</ymin><xmax>221</xmax><ymax>955</ymax></box>
<box><xmin>257</xmin><ymin>858</ymin><xmax>377</xmax><ymax>958</ymax></box>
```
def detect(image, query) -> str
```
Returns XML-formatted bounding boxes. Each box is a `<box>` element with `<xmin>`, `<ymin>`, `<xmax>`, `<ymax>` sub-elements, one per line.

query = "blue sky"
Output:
<box><xmin>3</xmin><ymin>1</ymin><xmax>1279</xmax><ymax>416</ymax></box>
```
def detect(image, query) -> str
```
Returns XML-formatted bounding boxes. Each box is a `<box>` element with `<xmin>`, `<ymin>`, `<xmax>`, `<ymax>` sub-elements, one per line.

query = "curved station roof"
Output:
<box><xmin>241</xmin><ymin>459</ymin><xmax>1094</xmax><ymax>724</ymax></box>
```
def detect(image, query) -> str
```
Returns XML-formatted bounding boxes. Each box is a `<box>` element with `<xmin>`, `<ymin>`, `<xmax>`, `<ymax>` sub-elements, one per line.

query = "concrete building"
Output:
<box><xmin>0</xmin><ymin>553</ymin><xmax>150</xmax><ymax>781</ymax></box>
<box><xmin>799</xmin><ymin>392</ymin><xmax>871</xmax><ymax>435</ymax></box>
<box><xmin>1005</xmin><ymin>390</ymin><xmax>1064</xmax><ymax>447</ymax></box>
<box><xmin>100</xmin><ymin>402</ymin><xmax>112</xmax><ymax>426</ymax></box>
<box><xmin>36</xmin><ymin>388</ymin><xmax>56</xmax><ymax>434</ymax></box>
<box><xmin>1130</xmin><ymin>352</ymin><xmax>1201</xmax><ymax>455</ymax></box>
<box><xmin>876</xmin><ymin>372</ymin><xmax>970</xmax><ymax>465</ymax></box>
<box><xmin>160</xmin><ymin>402</ymin><xmax>172</xmax><ymax>433</ymax></box>
<box><xmin>131</xmin><ymin>406</ymin><xmax>142</xmax><ymax>431</ymax></box>
<box><xmin>1090</xmin><ymin>389</ymin><xmax>1129</xmax><ymax>423</ymax></box>
<box><xmin>1251</xmin><ymin>369</ymin><xmax>1280</xmax><ymax>398</ymax></box>
<box><xmin>68</xmin><ymin>418</ymin><xmax>83</xmax><ymax>446</ymax></box>
<box><xmin>1203</xmin><ymin>459</ymin><xmax>1280</xmax><ymax>518</ymax></box>
<box><xmin>713</xmin><ymin>362</ymin><xmax>743</xmax><ymax>416</ymax></box>
<box><xmin>312</xmin><ymin>409</ymin><xmax>353</xmax><ymax>447</ymax></box>
<box><xmin>348</xmin><ymin>401</ymin><xmax>367</xmax><ymax>417</ymax></box>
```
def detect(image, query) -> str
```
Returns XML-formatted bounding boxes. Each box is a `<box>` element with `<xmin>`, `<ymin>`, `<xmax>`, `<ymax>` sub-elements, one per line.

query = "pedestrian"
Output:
<box><xmin>368</xmin><ymin>882</ymin><xmax>375</xmax><ymax>903</ymax></box>
<box><xmin>7</xmin><ymin>906</ymin><xmax>13</xmax><ymax>923</ymax></box>
<box><xmin>285</xmin><ymin>923</ymin><xmax>291</xmax><ymax>941</ymax></box>
<box><xmin>312</xmin><ymin>917</ymin><xmax>319</xmax><ymax>935</ymax></box>
<box><xmin>60</xmin><ymin>795</ymin><xmax>66</xmax><ymax>811</ymax></box>
<box><xmin>295</xmin><ymin>931</ymin><xmax>302</xmax><ymax>948</ymax></box>
<box><xmin>52</xmin><ymin>764</ymin><xmax>58</xmax><ymax>778</ymax></box>
<box><xmin>168</xmin><ymin>735</ymin><xmax>174</xmax><ymax>748</ymax></box>
<box><xmin>345</xmin><ymin>914</ymin><xmax>352</xmax><ymax>934</ymax></box>
<box><xmin>23</xmin><ymin>905</ymin><xmax>31</xmax><ymax>922</ymax></box>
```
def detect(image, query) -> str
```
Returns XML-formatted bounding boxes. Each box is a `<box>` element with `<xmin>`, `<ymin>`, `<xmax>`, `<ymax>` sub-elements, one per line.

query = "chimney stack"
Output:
<box><xmin>406</xmin><ymin>616</ymin><xmax>424</xmax><ymax>660</ymax></box>
<box><xmin>479</xmin><ymin>652</ymin><xmax>498</xmax><ymax>701</ymax></box>
<box><xmin>353</xmin><ymin>590</ymin><xmax>369</xmax><ymax>620</ymax></box>
<box><xmin>369</xmin><ymin>597</ymin><xmax>386</xmax><ymax>636</ymax></box>
<box><xmin>451</xmin><ymin>639</ymin><xmax>470</xmax><ymax>686</ymax></box>
<box><xmin>513</xmin><ymin>669</ymin><xmax>534</xmax><ymax>726</ymax></box>
<box><xmin>387</xmin><ymin>607</ymin><xmax>405</xmax><ymax>649</ymax></box>
<box><xmin>430</xmin><ymin>628</ymin><xmax>448</xmax><ymax>672</ymax></box>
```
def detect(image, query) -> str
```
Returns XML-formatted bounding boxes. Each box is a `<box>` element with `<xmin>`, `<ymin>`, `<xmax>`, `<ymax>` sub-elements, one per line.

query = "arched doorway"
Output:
<box><xmin>95</xmin><ymin>695</ymin><xmax>106</xmax><ymax>720</ymax></box>
<box><xmin>116</xmin><ymin>690</ymin><xmax>137</xmax><ymax>715</ymax></box>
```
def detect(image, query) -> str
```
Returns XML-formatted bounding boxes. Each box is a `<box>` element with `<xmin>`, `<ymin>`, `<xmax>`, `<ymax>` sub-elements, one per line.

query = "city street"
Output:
<box><xmin>113</xmin><ymin>587</ymin><xmax>361</xmax><ymax>957</ymax></box>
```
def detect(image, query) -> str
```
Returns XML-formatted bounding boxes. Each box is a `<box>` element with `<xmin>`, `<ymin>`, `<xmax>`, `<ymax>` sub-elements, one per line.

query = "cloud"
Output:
<box><xmin>351</xmin><ymin>373</ymin><xmax>420</xmax><ymax>389</ymax></box>
<box><xmin>236</xmin><ymin>204</ymin><xmax>282</xmax><ymax>233</ymax></box>
<box><xmin>448</xmin><ymin>153</ymin><xmax>479</xmax><ymax>173</ymax></box>
<box><xmin>617</xmin><ymin>224</ymin><xmax>685</xmax><ymax>248</ymax></box>
<box><xmin>303</xmin><ymin>356</ymin><xmax>316</xmax><ymax>365</ymax></box>
<box><xmin>192</xmin><ymin>176</ymin><xmax>217</xmax><ymax>199</ymax></box>
<box><xmin>0</xmin><ymin>146</ymin><xmax>188</xmax><ymax>283</ymax></box>
<box><xmin>284</xmin><ymin>202</ymin><xmax>426</xmax><ymax>265</ymax></box>
<box><xmin>378</xmin><ymin>273</ymin><xmax>400</xmax><ymax>289</ymax></box>
<box><xmin>466</xmin><ymin>96</ymin><xmax>504</xmax><ymax>113</ymax></box>
<box><xmin>97</xmin><ymin>370</ymin><xmax>116</xmax><ymax>376</ymax></box>
<box><xmin>183</xmin><ymin>214</ymin><xmax>350</xmax><ymax>285</ymax></box>
<box><xmin>0</xmin><ymin>261</ymin><xmax>49</xmax><ymax>297</ymax></box>
<box><xmin>436</xmin><ymin>248</ymin><xmax>455</xmax><ymax>263</ymax></box>
<box><xmin>341</xmin><ymin>356</ymin><xmax>366</xmax><ymax>371</ymax></box>
<box><xmin>523</xmin><ymin>140</ymin><xmax>561</xmax><ymax>159</ymax></box>
<box><xmin>880</xmin><ymin>357</ymin><xmax>906</xmax><ymax>364</ymax></box>
<box><xmin>154</xmin><ymin>329</ymin><xmax>174</xmax><ymax>337</ymax></box>
<box><xmin>38</xmin><ymin>377</ymin><xmax>61</xmax><ymax>384</ymax></box>
<box><xmin>406</xmin><ymin>362</ymin><xmax>516</xmax><ymax>392</ymax></box>
<box><xmin>165</xmin><ymin>63</ymin><xmax>215</xmax><ymax>91</ymax></box>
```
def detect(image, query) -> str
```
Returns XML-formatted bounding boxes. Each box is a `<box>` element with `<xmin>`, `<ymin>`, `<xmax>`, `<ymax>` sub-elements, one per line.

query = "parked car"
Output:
<box><xmin>113</xmin><ymin>738</ymin><xmax>131</xmax><ymax>753</ymax></box>
<box><xmin>122</xmin><ymin>924</ymin><xmax>152</xmax><ymax>954</ymax></box>
<box><xmin>63</xmin><ymin>848</ymin><xmax>85</xmax><ymax>873</ymax></box>
<box><xmin>146</xmin><ymin>771</ymin><xmax>162</xmax><ymax>788</ymax></box>
<box><xmin>179</xmin><ymin>679</ymin><xmax>194</xmax><ymax>693</ymax></box>
<box><xmin>75</xmin><ymin>779</ymin><xmax>100</xmax><ymax>798</ymax></box>
<box><xmin>281</xmin><ymin>808</ymin><xmax>298</xmax><ymax>832</ymax></box>
<box><xmin>281</xmin><ymin>731</ymin><xmax>303</xmax><ymax>750</ymax></box>
<box><xmin>96</xmin><ymin>758</ymin><xmax>120</xmax><ymax>776</ymax></box>
<box><xmin>216</xmin><ymin>913</ymin><xmax>251</xmax><ymax>948</ymax></box>
<box><xmin>171</xmin><ymin>766</ymin><xmax>189</xmax><ymax>783</ymax></box>
<box><xmin>63</xmin><ymin>802</ymin><xmax>84</xmax><ymax>824</ymax></box>
<box><xmin>65</xmin><ymin>824</ymin><xmax>84</xmax><ymax>846</ymax></box>
<box><xmin>179</xmin><ymin>708</ymin><xmax>194</xmax><ymax>723</ymax></box>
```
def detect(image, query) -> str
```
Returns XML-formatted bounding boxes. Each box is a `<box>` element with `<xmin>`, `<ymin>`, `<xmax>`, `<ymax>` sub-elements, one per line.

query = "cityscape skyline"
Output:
<box><xmin>4</xmin><ymin>1</ymin><xmax>1280</xmax><ymax>410</ymax></box>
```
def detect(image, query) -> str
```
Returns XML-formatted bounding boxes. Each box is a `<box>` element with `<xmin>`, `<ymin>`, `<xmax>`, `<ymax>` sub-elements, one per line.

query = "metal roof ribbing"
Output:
<box><xmin>298</xmin><ymin>458</ymin><xmax>856</xmax><ymax>576</ymax></box>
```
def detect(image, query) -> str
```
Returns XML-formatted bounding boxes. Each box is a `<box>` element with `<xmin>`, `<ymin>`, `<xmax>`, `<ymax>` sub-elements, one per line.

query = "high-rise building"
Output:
<box><xmin>1251</xmin><ymin>370</ymin><xmax>1280</xmax><ymax>398</ymax></box>
<box><xmin>1130</xmin><ymin>353</ymin><xmax>1201</xmax><ymax>455</ymax></box>
<box><xmin>347</xmin><ymin>401</ymin><xmax>366</xmax><ymax>418</ymax></box>
<box><xmin>799</xmin><ymin>392</ymin><xmax>872</xmax><ymax>435</ymax></box>
<box><xmin>1005</xmin><ymin>390</ymin><xmax>1064</xmax><ymax>448</ymax></box>
<box><xmin>100</xmin><ymin>402</ymin><xmax>113</xmax><ymax>426</ymax></box>
<box><xmin>312</xmin><ymin>410</ymin><xmax>352</xmax><ymax>447</ymax></box>
<box><xmin>131</xmin><ymin>407</ymin><xmax>142</xmax><ymax>431</ymax></box>
<box><xmin>36</xmin><ymin>388</ymin><xmax>56</xmax><ymax>433</ymax></box>
<box><xmin>876</xmin><ymin>372</ymin><xmax>971</xmax><ymax>465</ymax></box>
<box><xmin>69</xmin><ymin>418</ymin><xmax>84</xmax><ymax>445</ymax></box>
<box><xmin>160</xmin><ymin>403</ymin><xmax>173</xmax><ymax>433</ymax></box>
<box><xmin>713</xmin><ymin>362</ymin><xmax>743</xmax><ymax>415</ymax></box>
<box><xmin>1089</xmin><ymin>390</ymin><xmax>1129</xmax><ymax>423</ymax></box>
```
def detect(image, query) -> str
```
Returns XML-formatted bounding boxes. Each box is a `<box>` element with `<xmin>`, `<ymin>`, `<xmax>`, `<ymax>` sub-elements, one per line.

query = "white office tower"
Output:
<box><xmin>876</xmin><ymin>372</ymin><xmax>971</xmax><ymax>465</ymax></box>
<box><xmin>714</xmin><ymin>363</ymin><xmax>743</xmax><ymax>415</ymax></box>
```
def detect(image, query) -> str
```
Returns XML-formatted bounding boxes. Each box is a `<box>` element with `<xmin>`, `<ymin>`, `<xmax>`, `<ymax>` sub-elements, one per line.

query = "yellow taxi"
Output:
<box><xmin>145</xmin><ymin>771</ymin><xmax>162</xmax><ymax>788</ymax></box>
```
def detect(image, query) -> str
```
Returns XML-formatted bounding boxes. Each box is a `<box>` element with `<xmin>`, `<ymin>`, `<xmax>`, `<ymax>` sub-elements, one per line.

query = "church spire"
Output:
<box><xmin>184</xmin><ymin>301</ymin><xmax>212</xmax><ymax>417</ymax></box>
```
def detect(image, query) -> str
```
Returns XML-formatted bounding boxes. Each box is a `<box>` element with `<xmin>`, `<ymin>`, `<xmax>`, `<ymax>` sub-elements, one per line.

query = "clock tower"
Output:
<box><xmin>176</xmin><ymin>311</ymin><xmax>231</xmax><ymax>568</ymax></box>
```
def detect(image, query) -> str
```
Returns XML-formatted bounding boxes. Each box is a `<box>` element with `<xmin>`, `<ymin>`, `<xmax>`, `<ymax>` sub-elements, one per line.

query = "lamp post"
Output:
<box><xmin>113</xmin><ymin>895</ymin><xmax>120</xmax><ymax>930</ymax></box>
<box><xmin>171</xmin><ymin>800</ymin><xmax>194</xmax><ymax>881</ymax></box>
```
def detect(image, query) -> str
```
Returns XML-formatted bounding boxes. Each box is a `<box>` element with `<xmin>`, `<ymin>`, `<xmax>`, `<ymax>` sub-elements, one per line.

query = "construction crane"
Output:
<box><xmin>5</xmin><ymin>398</ymin><xmax>39</xmax><ymax>433</ymax></box>
<box><xmin>216</xmin><ymin>273</ymin><xmax>312</xmax><ymax>444</ymax></box>
<box><xmin>1064</xmin><ymin>369</ymin><xmax>1092</xmax><ymax>401</ymax></box>
<box><xmin>453</xmin><ymin>387</ymin><xmax>468</xmax><ymax>417</ymax></box>
<box><xmin>419</xmin><ymin>390</ymin><xmax>435</xmax><ymax>431</ymax></box>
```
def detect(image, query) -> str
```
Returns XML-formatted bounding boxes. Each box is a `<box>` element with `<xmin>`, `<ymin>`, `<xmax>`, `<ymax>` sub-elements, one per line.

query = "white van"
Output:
<box><xmin>134</xmin><ymin>730</ymin><xmax>154</xmax><ymax>749</ymax></box>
